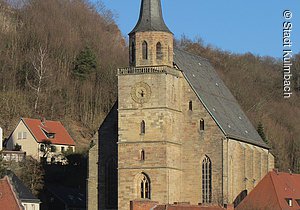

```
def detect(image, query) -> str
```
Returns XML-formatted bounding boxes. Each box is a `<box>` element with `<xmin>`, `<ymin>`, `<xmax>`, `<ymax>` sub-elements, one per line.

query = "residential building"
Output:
<box><xmin>236</xmin><ymin>170</ymin><xmax>300</xmax><ymax>210</ymax></box>
<box><xmin>87</xmin><ymin>0</ymin><xmax>275</xmax><ymax>209</ymax></box>
<box><xmin>0</xmin><ymin>176</ymin><xmax>23</xmax><ymax>210</ymax></box>
<box><xmin>9</xmin><ymin>173</ymin><xmax>41</xmax><ymax>210</ymax></box>
<box><xmin>6</xmin><ymin>118</ymin><xmax>75</xmax><ymax>163</ymax></box>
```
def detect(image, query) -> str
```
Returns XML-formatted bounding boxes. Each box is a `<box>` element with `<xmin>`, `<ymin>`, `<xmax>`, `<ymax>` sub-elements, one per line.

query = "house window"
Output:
<box><xmin>140</xmin><ymin>173</ymin><xmax>150</xmax><ymax>199</ymax></box>
<box><xmin>286</xmin><ymin>198</ymin><xmax>293</xmax><ymax>207</ymax></box>
<box><xmin>141</xmin><ymin>120</ymin><xmax>145</xmax><ymax>135</ymax></box>
<box><xmin>142</xmin><ymin>41</ymin><xmax>148</xmax><ymax>60</ymax></box>
<box><xmin>51</xmin><ymin>146</ymin><xmax>56</xmax><ymax>152</ymax></box>
<box><xmin>141</xmin><ymin>150</ymin><xmax>145</xmax><ymax>161</ymax></box>
<box><xmin>22</xmin><ymin>132</ymin><xmax>27</xmax><ymax>139</ymax></box>
<box><xmin>40</xmin><ymin>144</ymin><xmax>45</xmax><ymax>152</ymax></box>
<box><xmin>61</xmin><ymin>147</ymin><xmax>65</xmax><ymax>152</ymax></box>
<box><xmin>189</xmin><ymin>101</ymin><xmax>193</xmax><ymax>111</ymax></box>
<box><xmin>17</xmin><ymin>132</ymin><xmax>22</xmax><ymax>139</ymax></box>
<box><xmin>202</xmin><ymin>155</ymin><xmax>212</xmax><ymax>203</ymax></box>
<box><xmin>200</xmin><ymin>119</ymin><xmax>205</xmax><ymax>131</ymax></box>
<box><xmin>47</xmin><ymin>133</ymin><xmax>55</xmax><ymax>139</ymax></box>
<box><xmin>156</xmin><ymin>42</ymin><xmax>163</xmax><ymax>60</ymax></box>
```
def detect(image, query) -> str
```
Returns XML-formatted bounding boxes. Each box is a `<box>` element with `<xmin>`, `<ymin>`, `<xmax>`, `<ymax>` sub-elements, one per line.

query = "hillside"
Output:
<box><xmin>0</xmin><ymin>0</ymin><xmax>127</xmax><ymax>151</ymax></box>
<box><xmin>0</xmin><ymin>0</ymin><xmax>299</xmax><ymax>172</ymax></box>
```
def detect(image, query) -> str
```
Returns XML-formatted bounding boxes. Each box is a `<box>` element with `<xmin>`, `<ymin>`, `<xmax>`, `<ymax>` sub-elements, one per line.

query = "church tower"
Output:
<box><xmin>129</xmin><ymin>0</ymin><xmax>173</xmax><ymax>67</ymax></box>
<box><xmin>117</xmin><ymin>0</ymin><xmax>182</xmax><ymax>209</ymax></box>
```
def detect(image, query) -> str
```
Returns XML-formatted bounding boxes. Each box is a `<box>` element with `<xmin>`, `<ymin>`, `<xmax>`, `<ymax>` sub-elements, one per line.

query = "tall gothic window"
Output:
<box><xmin>202</xmin><ymin>155</ymin><xmax>212</xmax><ymax>203</ymax></box>
<box><xmin>189</xmin><ymin>101</ymin><xmax>193</xmax><ymax>111</ymax></box>
<box><xmin>140</xmin><ymin>173</ymin><xmax>150</xmax><ymax>199</ymax></box>
<box><xmin>200</xmin><ymin>119</ymin><xmax>205</xmax><ymax>131</ymax></box>
<box><xmin>141</xmin><ymin>149</ymin><xmax>145</xmax><ymax>161</ymax></box>
<box><xmin>141</xmin><ymin>120</ymin><xmax>145</xmax><ymax>134</ymax></box>
<box><xmin>156</xmin><ymin>42</ymin><xmax>163</xmax><ymax>60</ymax></box>
<box><xmin>142</xmin><ymin>41</ymin><xmax>148</xmax><ymax>60</ymax></box>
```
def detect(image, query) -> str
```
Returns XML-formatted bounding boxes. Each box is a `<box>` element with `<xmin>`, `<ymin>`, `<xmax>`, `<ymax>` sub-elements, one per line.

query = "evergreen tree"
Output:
<box><xmin>72</xmin><ymin>47</ymin><xmax>97</xmax><ymax>80</ymax></box>
<box><xmin>257</xmin><ymin>122</ymin><xmax>268</xmax><ymax>144</ymax></box>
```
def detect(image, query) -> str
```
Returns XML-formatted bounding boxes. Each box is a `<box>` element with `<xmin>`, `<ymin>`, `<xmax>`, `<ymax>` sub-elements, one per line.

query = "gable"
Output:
<box><xmin>173</xmin><ymin>48</ymin><xmax>268</xmax><ymax>149</ymax></box>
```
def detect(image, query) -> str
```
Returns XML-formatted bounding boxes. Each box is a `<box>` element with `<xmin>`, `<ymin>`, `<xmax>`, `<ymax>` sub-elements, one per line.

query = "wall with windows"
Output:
<box><xmin>223</xmin><ymin>139</ymin><xmax>274</xmax><ymax>205</ymax></box>
<box><xmin>129</xmin><ymin>31</ymin><xmax>173</xmax><ymax>67</ymax></box>
<box><xmin>180</xmin><ymin>77</ymin><xmax>224</xmax><ymax>205</ymax></box>
<box><xmin>6</xmin><ymin>120</ymin><xmax>39</xmax><ymax>159</ymax></box>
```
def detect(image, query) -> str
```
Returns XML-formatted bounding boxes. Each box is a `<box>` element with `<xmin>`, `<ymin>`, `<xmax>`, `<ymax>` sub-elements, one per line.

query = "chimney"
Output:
<box><xmin>41</xmin><ymin>117</ymin><xmax>46</xmax><ymax>125</ymax></box>
<box><xmin>0</xmin><ymin>127</ymin><xmax>3</xmax><ymax>151</ymax></box>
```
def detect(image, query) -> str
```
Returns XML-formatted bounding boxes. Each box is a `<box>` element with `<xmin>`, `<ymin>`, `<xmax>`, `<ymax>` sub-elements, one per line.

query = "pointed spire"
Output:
<box><xmin>130</xmin><ymin>0</ymin><xmax>171</xmax><ymax>34</ymax></box>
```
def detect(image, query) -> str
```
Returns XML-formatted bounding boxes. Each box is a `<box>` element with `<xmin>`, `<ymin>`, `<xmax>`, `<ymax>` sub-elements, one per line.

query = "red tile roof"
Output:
<box><xmin>236</xmin><ymin>170</ymin><xmax>300</xmax><ymax>210</ymax></box>
<box><xmin>0</xmin><ymin>176</ymin><xmax>22</xmax><ymax>210</ymax></box>
<box><xmin>22</xmin><ymin>118</ymin><xmax>75</xmax><ymax>146</ymax></box>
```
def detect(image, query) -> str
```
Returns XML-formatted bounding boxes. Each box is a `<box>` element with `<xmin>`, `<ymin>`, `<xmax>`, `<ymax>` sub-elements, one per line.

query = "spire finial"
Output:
<box><xmin>130</xmin><ymin>0</ymin><xmax>171</xmax><ymax>34</ymax></box>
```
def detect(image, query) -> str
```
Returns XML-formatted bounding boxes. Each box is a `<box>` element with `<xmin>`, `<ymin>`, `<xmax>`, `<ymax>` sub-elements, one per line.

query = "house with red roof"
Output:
<box><xmin>236</xmin><ymin>170</ymin><xmax>300</xmax><ymax>210</ymax></box>
<box><xmin>6</xmin><ymin>118</ymin><xmax>75</xmax><ymax>163</ymax></box>
<box><xmin>0</xmin><ymin>176</ymin><xmax>23</xmax><ymax>210</ymax></box>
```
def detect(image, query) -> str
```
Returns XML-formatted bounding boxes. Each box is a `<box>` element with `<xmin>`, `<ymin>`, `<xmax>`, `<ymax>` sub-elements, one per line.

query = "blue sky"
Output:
<box><xmin>99</xmin><ymin>0</ymin><xmax>300</xmax><ymax>58</ymax></box>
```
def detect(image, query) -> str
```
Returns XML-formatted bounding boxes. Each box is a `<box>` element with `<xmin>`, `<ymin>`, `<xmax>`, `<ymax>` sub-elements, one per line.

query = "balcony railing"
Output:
<box><xmin>118</xmin><ymin>66</ymin><xmax>180</xmax><ymax>76</ymax></box>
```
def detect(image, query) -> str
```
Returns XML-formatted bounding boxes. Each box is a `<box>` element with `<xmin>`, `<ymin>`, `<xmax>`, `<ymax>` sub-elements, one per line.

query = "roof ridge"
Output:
<box><xmin>270</xmin><ymin>172</ymin><xmax>283</xmax><ymax>209</ymax></box>
<box><xmin>174</xmin><ymin>47</ymin><xmax>209</xmax><ymax>61</ymax></box>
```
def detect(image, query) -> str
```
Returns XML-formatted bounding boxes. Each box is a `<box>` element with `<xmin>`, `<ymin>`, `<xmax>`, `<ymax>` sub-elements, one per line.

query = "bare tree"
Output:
<box><xmin>26</xmin><ymin>46</ymin><xmax>50</xmax><ymax>112</ymax></box>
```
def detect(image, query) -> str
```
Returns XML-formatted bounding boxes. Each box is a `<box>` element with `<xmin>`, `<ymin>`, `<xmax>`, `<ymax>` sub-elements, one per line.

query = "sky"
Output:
<box><xmin>99</xmin><ymin>0</ymin><xmax>300</xmax><ymax>58</ymax></box>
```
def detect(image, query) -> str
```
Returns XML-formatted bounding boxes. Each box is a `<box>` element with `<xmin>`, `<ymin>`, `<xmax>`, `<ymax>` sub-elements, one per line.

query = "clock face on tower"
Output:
<box><xmin>131</xmin><ymin>82</ymin><xmax>152</xmax><ymax>104</ymax></box>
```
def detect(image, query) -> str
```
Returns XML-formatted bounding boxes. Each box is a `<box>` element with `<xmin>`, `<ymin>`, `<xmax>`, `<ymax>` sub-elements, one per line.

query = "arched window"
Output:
<box><xmin>141</xmin><ymin>149</ymin><xmax>145</xmax><ymax>161</ymax></box>
<box><xmin>200</xmin><ymin>119</ymin><xmax>204</xmax><ymax>131</ymax></box>
<box><xmin>189</xmin><ymin>101</ymin><xmax>193</xmax><ymax>111</ymax></box>
<box><xmin>131</xmin><ymin>41</ymin><xmax>136</xmax><ymax>64</ymax></box>
<box><xmin>140</xmin><ymin>173</ymin><xmax>150</xmax><ymax>199</ymax></box>
<box><xmin>142</xmin><ymin>41</ymin><xmax>148</xmax><ymax>60</ymax></box>
<box><xmin>202</xmin><ymin>155</ymin><xmax>212</xmax><ymax>203</ymax></box>
<box><xmin>141</xmin><ymin>120</ymin><xmax>145</xmax><ymax>134</ymax></box>
<box><xmin>156</xmin><ymin>42</ymin><xmax>163</xmax><ymax>60</ymax></box>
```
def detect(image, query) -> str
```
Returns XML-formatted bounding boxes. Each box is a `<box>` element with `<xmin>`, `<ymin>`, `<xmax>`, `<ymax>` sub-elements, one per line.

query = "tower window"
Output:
<box><xmin>202</xmin><ymin>155</ymin><xmax>212</xmax><ymax>203</ymax></box>
<box><xmin>131</xmin><ymin>41</ymin><xmax>136</xmax><ymax>64</ymax></box>
<box><xmin>189</xmin><ymin>101</ymin><xmax>193</xmax><ymax>111</ymax></box>
<box><xmin>141</xmin><ymin>120</ymin><xmax>145</xmax><ymax>134</ymax></box>
<box><xmin>140</xmin><ymin>149</ymin><xmax>145</xmax><ymax>161</ymax></box>
<box><xmin>156</xmin><ymin>42</ymin><xmax>163</xmax><ymax>60</ymax></box>
<box><xmin>140</xmin><ymin>173</ymin><xmax>150</xmax><ymax>199</ymax></box>
<box><xmin>142</xmin><ymin>41</ymin><xmax>148</xmax><ymax>60</ymax></box>
<box><xmin>200</xmin><ymin>119</ymin><xmax>205</xmax><ymax>131</ymax></box>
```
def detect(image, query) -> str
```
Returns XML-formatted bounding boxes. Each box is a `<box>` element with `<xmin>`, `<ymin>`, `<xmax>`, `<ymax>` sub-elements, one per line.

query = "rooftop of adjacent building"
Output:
<box><xmin>0</xmin><ymin>176</ymin><xmax>23</xmax><ymax>210</ymax></box>
<box><xmin>130</xmin><ymin>200</ymin><xmax>234</xmax><ymax>210</ymax></box>
<box><xmin>18</xmin><ymin>117</ymin><xmax>75</xmax><ymax>146</ymax></box>
<box><xmin>236</xmin><ymin>169</ymin><xmax>300</xmax><ymax>210</ymax></box>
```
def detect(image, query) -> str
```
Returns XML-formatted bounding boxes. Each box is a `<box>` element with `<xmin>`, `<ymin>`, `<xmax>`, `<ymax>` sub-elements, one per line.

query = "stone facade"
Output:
<box><xmin>87</xmin><ymin>1</ymin><xmax>275</xmax><ymax>209</ymax></box>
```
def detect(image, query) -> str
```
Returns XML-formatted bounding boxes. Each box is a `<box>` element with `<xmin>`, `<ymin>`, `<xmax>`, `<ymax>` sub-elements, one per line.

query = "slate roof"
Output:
<box><xmin>9</xmin><ymin>173</ymin><xmax>40</xmax><ymax>203</ymax></box>
<box><xmin>22</xmin><ymin>118</ymin><xmax>76</xmax><ymax>146</ymax></box>
<box><xmin>129</xmin><ymin>0</ymin><xmax>171</xmax><ymax>34</ymax></box>
<box><xmin>173</xmin><ymin>48</ymin><xmax>269</xmax><ymax>149</ymax></box>
<box><xmin>46</xmin><ymin>185</ymin><xmax>86</xmax><ymax>208</ymax></box>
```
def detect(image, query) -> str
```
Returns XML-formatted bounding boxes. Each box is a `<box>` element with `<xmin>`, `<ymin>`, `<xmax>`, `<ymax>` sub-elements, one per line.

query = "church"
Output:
<box><xmin>87</xmin><ymin>0</ymin><xmax>275</xmax><ymax>210</ymax></box>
